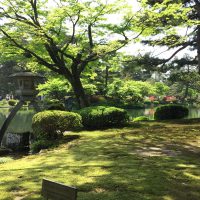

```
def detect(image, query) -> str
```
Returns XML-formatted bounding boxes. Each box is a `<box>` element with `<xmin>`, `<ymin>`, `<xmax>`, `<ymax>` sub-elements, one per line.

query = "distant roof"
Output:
<box><xmin>9</xmin><ymin>71</ymin><xmax>44</xmax><ymax>79</ymax></box>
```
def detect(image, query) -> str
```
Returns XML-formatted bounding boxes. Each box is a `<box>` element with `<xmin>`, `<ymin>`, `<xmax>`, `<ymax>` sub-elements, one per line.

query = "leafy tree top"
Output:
<box><xmin>0</xmin><ymin>0</ymin><xmax>137</xmax><ymax>74</ymax></box>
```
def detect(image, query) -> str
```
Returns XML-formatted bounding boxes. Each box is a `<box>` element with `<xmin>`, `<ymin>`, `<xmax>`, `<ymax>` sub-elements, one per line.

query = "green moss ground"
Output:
<box><xmin>0</xmin><ymin>121</ymin><xmax>200</xmax><ymax>200</ymax></box>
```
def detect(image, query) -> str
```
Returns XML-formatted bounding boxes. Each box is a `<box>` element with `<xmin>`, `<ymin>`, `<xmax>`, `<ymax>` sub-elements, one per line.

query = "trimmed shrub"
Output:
<box><xmin>144</xmin><ymin>99</ymin><xmax>152</xmax><ymax>106</ymax></box>
<box><xmin>30</xmin><ymin>139</ymin><xmax>53</xmax><ymax>153</ymax></box>
<box><xmin>8</xmin><ymin>99</ymin><xmax>18</xmax><ymax>106</ymax></box>
<box><xmin>154</xmin><ymin>104</ymin><xmax>189</xmax><ymax>120</ymax></box>
<box><xmin>133</xmin><ymin>116</ymin><xmax>149</xmax><ymax>122</ymax></box>
<box><xmin>45</xmin><ymin>99</ymin><xmax>65</xmax><ymax>110</ymax></box>
<box><xmin>32</xmin><ymin>110</ymin><xmax>82</xmax><ymax>140</ymax></box>
<box><xmin>78</xmin><ymin>106</ymin><xmax>129</xmax><ymax>129</ymax></box>
<box><xmin>153</xmin><ymin>101</ymin><xmax>159</xmax><ymax>105</ymax></box>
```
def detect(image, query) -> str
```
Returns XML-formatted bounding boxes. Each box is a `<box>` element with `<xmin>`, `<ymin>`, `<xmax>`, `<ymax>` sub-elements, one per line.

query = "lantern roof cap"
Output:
<box><xmin>9</xmin><ymin>71</ymin><xmax>44</xmax><ymax>79</ymax></box>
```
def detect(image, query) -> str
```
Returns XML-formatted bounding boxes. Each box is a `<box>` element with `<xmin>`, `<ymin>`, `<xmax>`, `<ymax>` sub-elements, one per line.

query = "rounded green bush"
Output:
<box><xmin>144</xmin><ymin>99</ymin><xmax>151</xmax><ymax>105</ymax></box>
<box><xmin>32</xmin><ymin>110</ymin><xmax>82</xmax><ymax>139</ymax></box>
<box><xmin>78</xmin><ymin>106</ymin><xmax>129</xmax><ymax>129</ymax></box>
<box><xmin>133</xmin><ymin>116</ymin><xmax>149</xmax><ymax>122</ymax></box>
<box><xmin>153</xmin><ymin>101</ymin><xmax>159</xmax><ymax>105</ymax></box>
<box><xmin>8</xmin><ymin>99</ymin><xmax>18</xmax><ymax>106</ymax></box>
<box><xmin>154</xmin><ymin>104</ymin><xmax>189</xmax><ymax>120</ymax></box>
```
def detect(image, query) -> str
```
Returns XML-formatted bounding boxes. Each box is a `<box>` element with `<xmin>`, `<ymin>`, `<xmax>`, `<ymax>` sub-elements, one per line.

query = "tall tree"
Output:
<box><xmin>0</xmin><ymin>0</ymin><xmax>138</xmax><ymax>107</ymax></box>
<box><xmin>168</xmin><ymin>62</ymin><xmax>200</xmax><ymax>102</ymax></box>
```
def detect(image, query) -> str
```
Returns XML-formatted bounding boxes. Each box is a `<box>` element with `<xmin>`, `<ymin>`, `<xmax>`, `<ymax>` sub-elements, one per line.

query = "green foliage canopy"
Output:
<box><xmin>0</xmin><ymin>0</ymin><xmax>137</xmax><ymax>107</ymax></box>
<box><xmin>37</xmin><ymin>77</ymin><xmax>71</xmax><ymax>100</ymax></box>
<box><xmin>107</xmin><ymin>79</ymin><xmax>169</xmax><ymax>104</ymax></box>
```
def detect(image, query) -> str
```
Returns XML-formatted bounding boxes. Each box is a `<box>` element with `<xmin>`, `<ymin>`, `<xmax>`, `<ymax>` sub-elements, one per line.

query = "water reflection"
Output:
<box><xmin>0</xmin><ymin>107</ymin><xmax>199</xmax><ymax>133</ymax></box>
<box><xmin>127</xmin><ymin>107</ymin><xmax>200</xmax><ymax>120</ymax></box>
<box><xmin>188</xmin><ymin>107</ymin><xmax>200</xmax><ymax>119</ymax></box>
<box><xmin>0</xmin><ymin>108</ymin><xmax>35</xmax><ymax>133</ymax></box>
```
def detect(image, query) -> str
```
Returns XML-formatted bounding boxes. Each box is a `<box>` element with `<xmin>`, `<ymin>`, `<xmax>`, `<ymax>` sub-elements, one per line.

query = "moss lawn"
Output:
<box><xmin>0</xmin><ymin>121</ymin><xmax>200</xmax><ymax>200</ymax></box>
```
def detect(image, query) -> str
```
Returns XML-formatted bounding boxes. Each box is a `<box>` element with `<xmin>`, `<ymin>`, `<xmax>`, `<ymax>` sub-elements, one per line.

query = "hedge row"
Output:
<box><xmin>32</xmin><ymin>106</ymin><xmax>129</xmax><ymax>138</ymax></box>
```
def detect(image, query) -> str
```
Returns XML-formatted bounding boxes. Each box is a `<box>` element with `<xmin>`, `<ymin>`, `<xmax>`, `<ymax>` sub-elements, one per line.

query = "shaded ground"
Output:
<box><xmin>0</xmin><ymin>121</ymin><xmax>200</xmax><ymax>200</ymax></box>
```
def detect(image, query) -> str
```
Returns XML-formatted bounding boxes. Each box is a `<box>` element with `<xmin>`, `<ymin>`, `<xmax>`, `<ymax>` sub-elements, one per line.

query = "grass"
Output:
<box><xmin>0</xmin><ymin>100</ymin><xmax>9</xmax><ymax>107</ymax></box>
<box><xmin>0</xmin><ymin>121</ymin><xmax>200</xmax><ymax>200</ymax></box>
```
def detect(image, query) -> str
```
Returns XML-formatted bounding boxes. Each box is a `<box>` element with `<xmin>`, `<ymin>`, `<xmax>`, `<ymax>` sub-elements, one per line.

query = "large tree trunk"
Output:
<box><xmin>195</xmin><ymin>0</ymin><xmax>200</xmax><ymax>73</ymax></box>
<box><xmin>70</xmin><ymin>76</ymin><xmax>90</xmax><ymax>108</ymax></box>
<box><xmin>197</xmin><ymin>26</ymin><xmax>200</xmax><ymax>74</ymax></box>
<box><xmin>105</xmin><ymin>65</ymin><xmax>109</xmax><ymax>95</ymax></box>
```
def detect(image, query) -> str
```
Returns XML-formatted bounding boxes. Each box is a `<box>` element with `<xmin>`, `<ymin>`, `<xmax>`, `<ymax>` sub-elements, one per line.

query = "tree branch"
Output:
<box><xmin>61</xmin><ymin>10</ymin><xmax>81</xmax><ymax>52</ymax></box>
<box><xmin>161</xmin><ymin>44</ymin><xmax>190</xmax><ymax>67</ymax></box>
<box><xmin>88</xmin><ymin>24</ymin><xmax>94</xmax><ymax>49</ymax></box>
<box><xmin>78</xmin><ymin>40</ymin><xmax>129</xmax><ymax>74</ymax></box>
<box><xmin>0</xmin><ymin>8</ymin><xmax>38</xmax><ymax>28</ymax></box>
<box><xmin>0</xmin><ymin>28</ymin><xmax>60</xmax><ymax>73</ymax></box>
<box><xmin>132</xmin><ymin>28</ymin><xmax>145</xmax><ymax>40</ymax></box>
<box><xmin>29</xmin><ymin>0</ymin><xmax>40</xmax><ymax>26</ymax></box>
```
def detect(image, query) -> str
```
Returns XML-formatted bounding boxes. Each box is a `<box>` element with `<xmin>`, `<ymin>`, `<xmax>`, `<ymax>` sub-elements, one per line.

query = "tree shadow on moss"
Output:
<box><xmin>1</xmin><ymin>123</ymin><xmax>200</xmax><ymax>200</ymax></box>
<box><xmin>68</xmin><ymin>125</ymin><xmax>200</xmax><ymax>200</ymax></box>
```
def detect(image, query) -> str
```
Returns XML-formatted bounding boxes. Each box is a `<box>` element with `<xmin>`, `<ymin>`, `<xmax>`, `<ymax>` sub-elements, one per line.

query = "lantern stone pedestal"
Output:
<box><xmin>0</xmin><ymin>72</ymin><xmax>43</xmax><ymax>146</ymax></box>
<box><xmin>2</xmin><ymin>131</ymin><xmax>30</xmax><ymax>151</ymax></box>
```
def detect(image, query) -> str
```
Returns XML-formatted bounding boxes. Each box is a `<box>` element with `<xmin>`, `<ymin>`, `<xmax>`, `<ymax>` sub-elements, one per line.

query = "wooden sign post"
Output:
<box><xmin>42</xmin><ymin>179</ymin><xmax>77</xmax><ymax>200</ymax></box>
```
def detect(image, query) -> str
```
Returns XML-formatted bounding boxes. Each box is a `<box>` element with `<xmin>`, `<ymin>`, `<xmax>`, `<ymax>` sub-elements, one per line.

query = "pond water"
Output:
<box><xmin>0</xmin><ymin>108</ymin><xmax>35</xmax><ymax>133</ymax></box>
<box><xmin>0</xmin><ymin>107</ymin><xmax>200</xmax><ymax>135</ymax></box>
<box><xmin>127</xmin><ymin>107</ymin><xmax>200</xmax><ymax>120</ymax></box>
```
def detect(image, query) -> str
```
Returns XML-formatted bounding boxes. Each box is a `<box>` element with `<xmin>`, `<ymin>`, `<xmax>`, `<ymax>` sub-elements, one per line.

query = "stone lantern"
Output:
<box><xmin>9</xmin><ymin>71</ymin><xmax>43</xmax><ymax>100</ymax></box>
<box><xmin>0</xmin><ymin>71</ymin><xmax>43</xmax><ymax>145</ymax></box>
